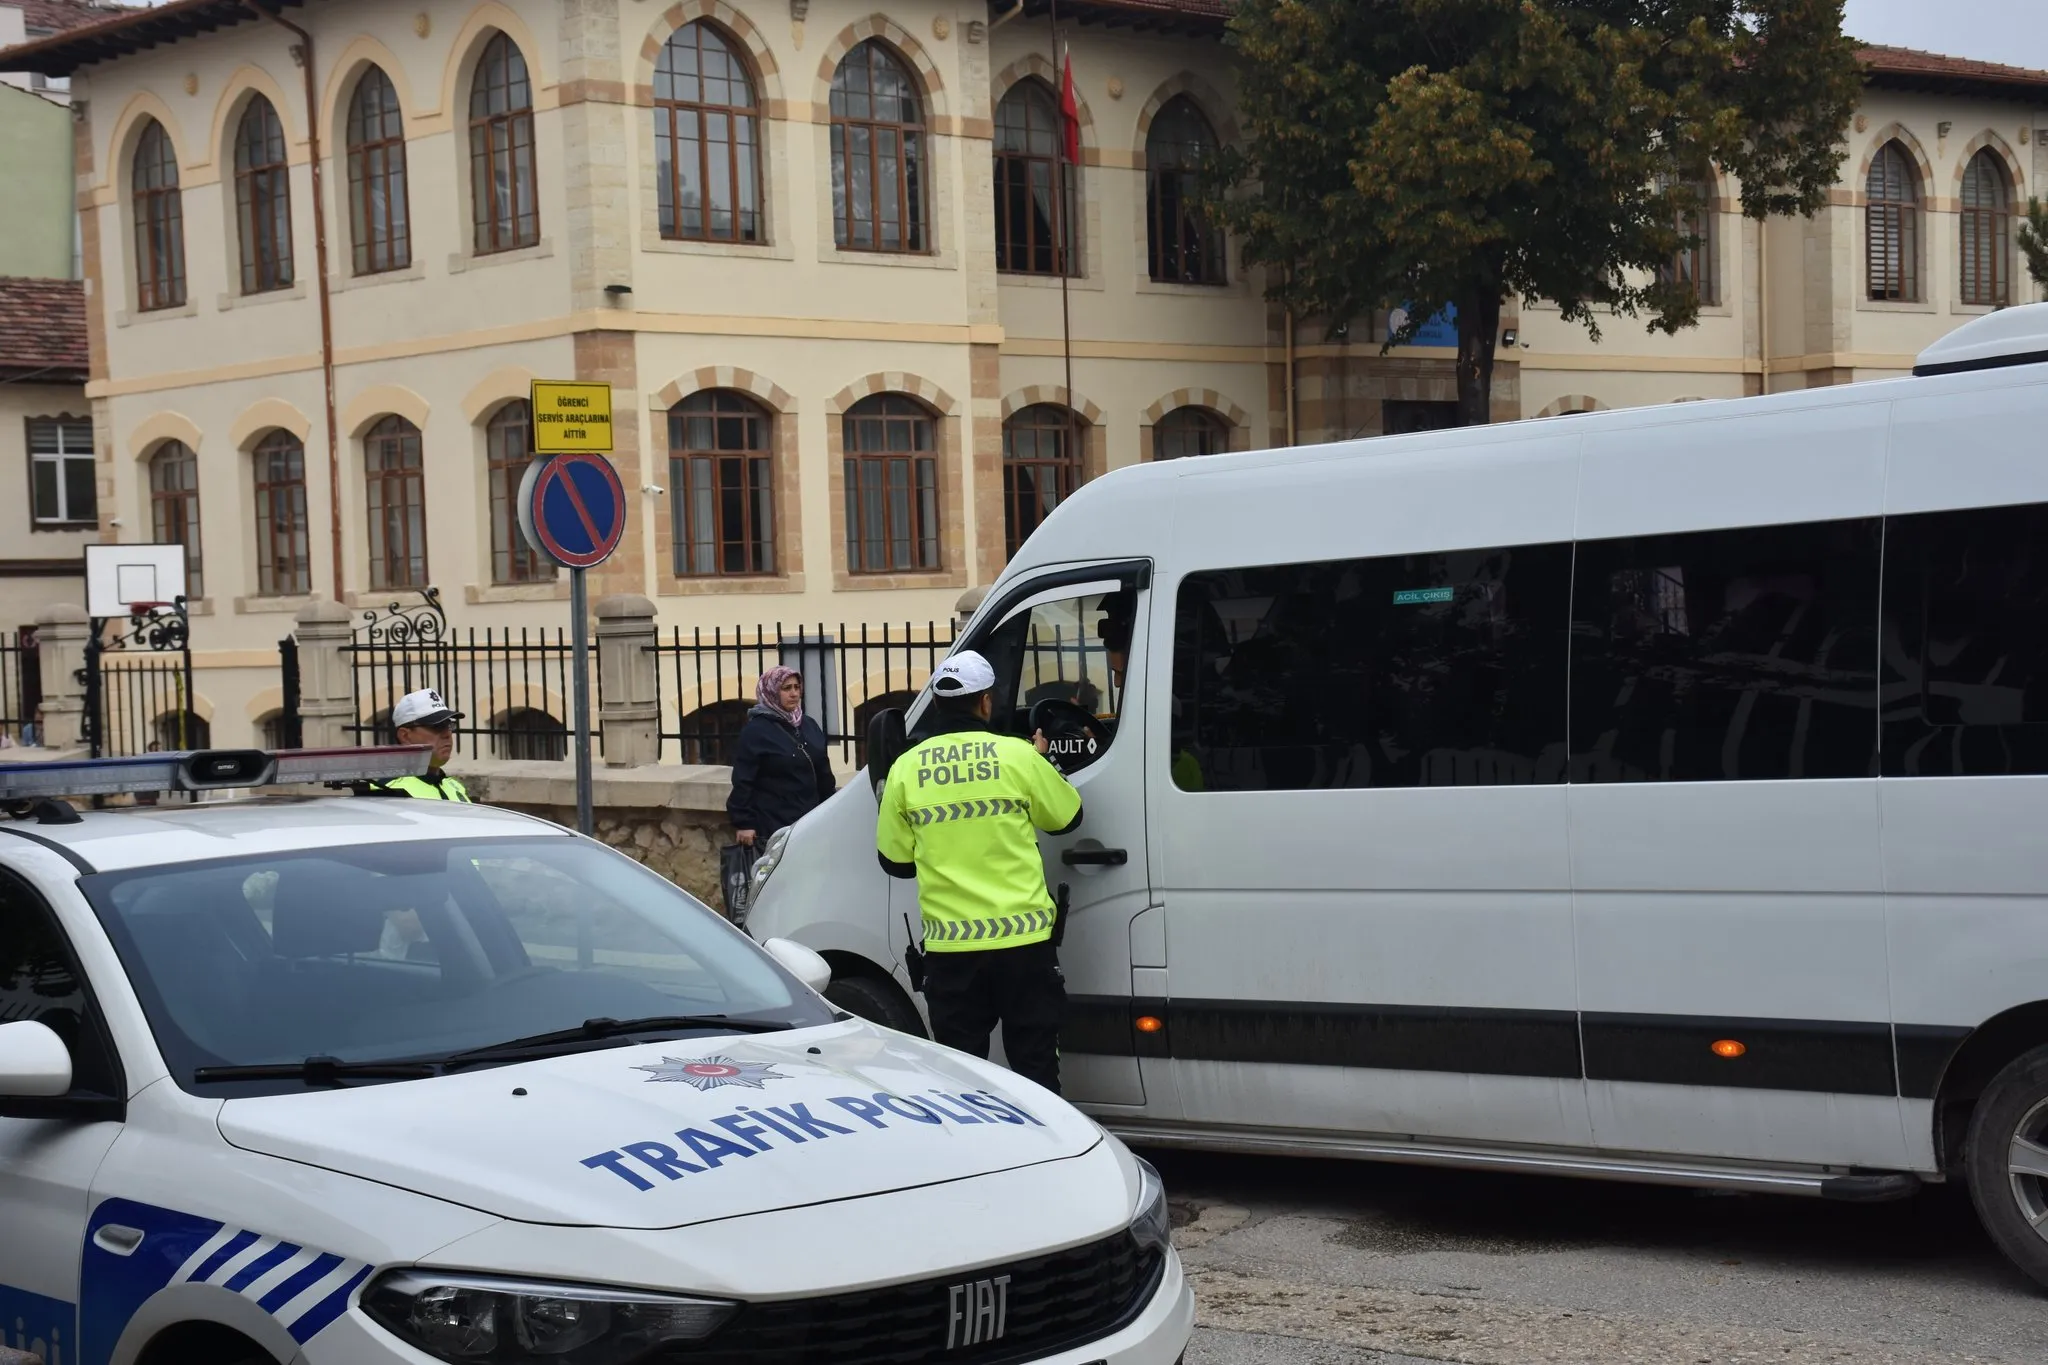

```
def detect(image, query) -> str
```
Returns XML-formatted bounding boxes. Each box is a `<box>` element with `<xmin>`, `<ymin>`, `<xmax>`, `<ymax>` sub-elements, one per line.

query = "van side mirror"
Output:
<box><xmin>865</xmin><ymin>707</ymin><xmax>907</xmax><ymax>796</ymax></box>
<box><xmin>0</xmin><ymin>1020</ymin><xmax>73</xmax><ymax>1098</ymax></box>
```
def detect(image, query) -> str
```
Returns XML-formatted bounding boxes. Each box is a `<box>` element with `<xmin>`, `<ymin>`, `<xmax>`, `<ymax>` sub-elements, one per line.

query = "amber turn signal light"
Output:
<box><xmin>1135</xmin><ymin>1015</ymin><xmax>1165</xmax><ymax>1034</ymax></box>
<box><xmin>1711</xmin><ymin>1039</ymin><xmax>1747</xmax><ymax>1058</ymax></box>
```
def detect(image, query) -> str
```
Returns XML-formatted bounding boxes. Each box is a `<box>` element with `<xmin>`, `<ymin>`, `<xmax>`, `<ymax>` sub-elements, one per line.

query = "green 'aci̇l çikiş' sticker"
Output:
<box><xmin>1392</xmin><ymin>587</ymin><xmax>1455</xmax><ymax>605</ymax></box>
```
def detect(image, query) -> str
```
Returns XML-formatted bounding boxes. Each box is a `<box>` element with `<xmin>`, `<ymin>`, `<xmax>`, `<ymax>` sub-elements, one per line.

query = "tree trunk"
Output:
<box><xmin>1454</xmin><ymin>293</ymin><xmax>1503</xmax><ymax>426</ymax></box>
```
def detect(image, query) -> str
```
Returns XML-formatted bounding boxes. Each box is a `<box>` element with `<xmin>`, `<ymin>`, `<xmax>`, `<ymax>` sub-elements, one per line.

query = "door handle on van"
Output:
<box><xmin>1061</xmin><ymin>847</ymin><xmax>1128</xmax><ymax>867</ymax></box>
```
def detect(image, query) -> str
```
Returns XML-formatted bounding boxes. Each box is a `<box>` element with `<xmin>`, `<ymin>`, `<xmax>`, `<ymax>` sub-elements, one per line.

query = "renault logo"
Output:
<box><xmin>945</xmin><ymin>1274</ymin><xmax>1010</xmax><ymax>1349</ymax></box>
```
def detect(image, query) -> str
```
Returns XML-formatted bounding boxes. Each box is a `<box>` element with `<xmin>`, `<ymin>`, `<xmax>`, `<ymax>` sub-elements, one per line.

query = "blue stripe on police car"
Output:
<box><xmin>80</xmin><ymin>1200</ymin><xmax>369</xmax><ymax>1365</ymax></box>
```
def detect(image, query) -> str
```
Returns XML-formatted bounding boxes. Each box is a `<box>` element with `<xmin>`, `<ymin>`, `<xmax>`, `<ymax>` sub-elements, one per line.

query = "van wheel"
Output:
<box><xmin>1963</xmin><ymin>1043</ymin><xmax>2048</xmax><ymax>1290</ymax></box>
<box><xmin>826</xmin><ymin>970</ymin><xmax>925</xmax><ymax>1037</ymax></box>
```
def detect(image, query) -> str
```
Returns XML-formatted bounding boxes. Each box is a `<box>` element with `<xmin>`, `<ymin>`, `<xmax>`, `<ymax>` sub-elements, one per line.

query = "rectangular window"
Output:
<box><xmin>1570</xmin><ymin>519</ymin><xmax>1880</xmax><ymax>783</ymax></box>
<box><xmin>28</xmin><ymin>419</ymin><xmax>95</xmax><ymax>525</ymax></box>
<box><xmin>1171</xmin><ymin>543</ymin><xmax>1571</xmax><ymax>791</ymax></box>
<box><xmin>1882</xmin><ymin>502</ymin><xmax>2048</xmax><ymax>777</ymax></box>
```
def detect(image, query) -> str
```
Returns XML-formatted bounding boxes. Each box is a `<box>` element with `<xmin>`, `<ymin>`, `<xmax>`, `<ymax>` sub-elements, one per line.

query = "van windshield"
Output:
<box><xmin>81</xmin><ymin>838</ymin><xmax>835</xmax><ymax>1093</ymax></box>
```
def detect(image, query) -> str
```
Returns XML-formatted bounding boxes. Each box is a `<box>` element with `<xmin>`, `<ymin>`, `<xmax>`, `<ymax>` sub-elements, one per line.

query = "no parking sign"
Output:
<box><xmin>517</xmin><ymin>451</ymin><xmax>627</xmax><ymax>569</ymax></box>
<box><xmin>517</xmin><ymin>381</ymin><xmax>628</xmax><ymax>837</ymax></box>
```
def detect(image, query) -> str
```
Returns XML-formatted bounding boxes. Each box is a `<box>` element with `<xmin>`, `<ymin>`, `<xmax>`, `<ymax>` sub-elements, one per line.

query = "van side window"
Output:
<box><xmin>1570</xmin><ymin>518</ymin><xmax>1880</xmax><ymax>783</ymax></box>
<box><xmin>1881</xmin><ymin>502</ymin><xmax>2048</xmax><ymax>777</ymax></box>
<box><xmin>0</xmin><ymin>871</ymin><xmax>122</xmax><ymax>1099</ymax></box>
<box><xmin>1171</xmin><ymin>543</ymin><xmax>1571</xmax><ymax>790</ymax></box>
<box><xmin>973</xmin><ymin>587</ymin><xmax>1133</xmax><ymax>775</ymax></box>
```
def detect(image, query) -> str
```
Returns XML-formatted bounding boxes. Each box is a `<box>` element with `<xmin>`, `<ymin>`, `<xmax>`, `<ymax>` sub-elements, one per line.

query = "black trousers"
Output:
<box><xmin>922</xmin><ymin>938</ymin><xmax>1065</xmax><ymax>1095</ymax></box>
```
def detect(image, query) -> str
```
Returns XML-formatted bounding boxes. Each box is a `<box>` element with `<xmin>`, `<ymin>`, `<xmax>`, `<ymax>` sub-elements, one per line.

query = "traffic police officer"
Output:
<box><xmin>876</xmin><ymin>651</ymin><xmax>1081</xmax><ymax>1093</ymax></box>
<box><xmin>361</xmin><ymin>688</ymin><xmax>473</xmax><ymax>801</ymax></box>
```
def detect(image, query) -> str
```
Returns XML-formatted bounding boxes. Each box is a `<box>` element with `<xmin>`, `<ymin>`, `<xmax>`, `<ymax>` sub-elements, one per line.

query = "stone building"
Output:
<box><xmin>3</xmin><ymin>0</ymin><xmax>2043</xmax><ymax>750</ymax></box>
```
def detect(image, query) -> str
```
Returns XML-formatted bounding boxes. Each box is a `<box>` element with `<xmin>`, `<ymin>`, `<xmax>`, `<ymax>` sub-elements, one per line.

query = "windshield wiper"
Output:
<box><xmin>440</xmin><ymin>1014</ymin><xmax>793</xmax><ymax>1067</ymax></box>
<box><xmin>194</xmin><ymin>1054</ymin><xmax>441</xmax><ymax>1086</ymax></box>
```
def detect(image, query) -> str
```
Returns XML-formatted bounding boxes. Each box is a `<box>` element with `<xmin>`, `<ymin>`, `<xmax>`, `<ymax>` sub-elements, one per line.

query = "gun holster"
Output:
<box><xmin>1050</xmin><ymin>882</ymin><xmax>1072</xmax><ymax>949</ymax></box>
<box><xmin>901</xmin><ymin>912</ymin><xmax>927</xmax><ymax>994</ymax></box>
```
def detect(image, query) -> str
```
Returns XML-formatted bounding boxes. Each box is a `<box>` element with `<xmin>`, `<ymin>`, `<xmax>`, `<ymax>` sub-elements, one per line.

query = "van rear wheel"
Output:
<box><xmin>825</xmin><ymin>969</ymin><xmax>926</xmax><ymax>1037</ymax></box>
<box><xmin>1963</xmin><ymin>1043</ymin><xmax>2048</xmax><ymax>1290</ymax></box>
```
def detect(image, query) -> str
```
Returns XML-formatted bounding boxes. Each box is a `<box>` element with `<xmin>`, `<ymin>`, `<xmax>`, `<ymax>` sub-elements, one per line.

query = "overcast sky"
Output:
<box><xmin>1843</xmin><ymin>0</ymin><xmax>2048</xmax><ymax>68</ymax></box>
<box><xmin>132</xmin><ymin>0</ymin><xmax>2048</xmax><ymax>73</ymax></box>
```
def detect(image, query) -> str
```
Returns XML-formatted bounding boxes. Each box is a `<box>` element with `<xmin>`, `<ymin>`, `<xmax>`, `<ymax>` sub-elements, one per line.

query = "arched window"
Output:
<box><xmin>469</xmin><ymin>34</ymin><xmax>539</xmax><ymax>255</ymax></box>
<box><xmin>830</xmin><ymin>41</ymin><xmax>926</xmax><ymax>252</ymax></box>
<box><xmin>1960</xmin><ymin>148</ymin><xmax>2012</xmax><ymax>308</ymax></box>
<box><xmin>497</xmin><ymin>708</ymin><xmax>568</xmax><ymax>761</ymax></box>
<box><xmin>994</xmin><ymin>79</ymin><xmax>1074</xmax><ymax>275</ymax></box>
<box><xmin>1003</xmin><ymin>404</ymin><xmax>1082</xmax><ymax>557</ymax></box>
<box><xmin>132</xmin><ymin>119</ymin><xmax>185</xmax><ymax>310</ymax></box>
<box><xmin>842</xmin><ymin>394</ymin><xmax>938</xmax><ymax>573</ymax></box>
<box><xmin>253</xmin><ymin>430</ymin><xmax>309</xmax><ymax>597</ymax></box>
<box><xmin>364</xmin><ymin>416</ymin><xmax>427</xmax><ymax>590</ymax></box>
<box><xmin>655</xmin><ymin>21</ymin><xmax>761</xmax><ymax>243</ymax></box>
<box><xmin>677</xmin><ymin>697</ymin><xmax>752</xmax><ymax>765</ymax></box>
<box><xmin>234</xmin><ymin>95</ymin><xmax>292</xmax><ymax>294</ymax></box>
<box><xmin>148</xmin><ymin>441</ymin><xmax>203</xmax><ymax>599</ymax></box>
<box><xmin>347</xmin><ymin>66</ymin><xmax>411</xmax><ymax>275</ymax></box>
<box><xmin>1866</xmin><ymin>140</ymin><xmax>1919</xmax><ymax>302</ymax></box>
<box><xmin>1146</xmin><ymin>96</ymin><xmax>1223</xmax><ymax>285</ymax></box>
<box><xmin>1657</xmin><ymin>179</ymin><xmax>1717</xmax><ymax>307</ymax></box>
<box><xmin>1153</xmin><ymin>406</ymin><xmax>1228</xmax><ymax>461</ymax></box>
<box><xmin>670</xmin><ymin>390</ymin><xmax>774</xmax><ymax>577</ymax></box>
<box><xmin>487</xmin><ymin>401</ymin><xmax>551</xmax><ymax>584</ymax></box>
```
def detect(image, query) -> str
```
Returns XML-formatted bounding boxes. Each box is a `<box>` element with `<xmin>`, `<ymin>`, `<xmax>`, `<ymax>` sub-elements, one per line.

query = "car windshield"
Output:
<box><xmin>80</xmin><ymin>837</ymin><xmax>835</xmax><ymax>1093</ymax></box>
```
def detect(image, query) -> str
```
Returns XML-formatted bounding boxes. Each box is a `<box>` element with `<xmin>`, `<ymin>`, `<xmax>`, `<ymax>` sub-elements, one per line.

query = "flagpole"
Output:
<box><xmin>1051</xmin><ymin>0</ymin><xmax>1078</xmax><ymax>497</ymax></box>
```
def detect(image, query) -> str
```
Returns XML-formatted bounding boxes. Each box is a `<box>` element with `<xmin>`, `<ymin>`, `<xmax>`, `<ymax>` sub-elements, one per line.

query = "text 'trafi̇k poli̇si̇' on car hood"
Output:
<box><xmin>215</xmin><ymin>1022</ymin><xmax>1101</xmax><ymax>1229</ymax></box>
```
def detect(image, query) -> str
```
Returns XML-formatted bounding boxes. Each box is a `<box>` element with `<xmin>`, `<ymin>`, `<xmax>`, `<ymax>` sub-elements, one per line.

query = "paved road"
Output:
<box><xmin>1147</xmin><ymin>1149</ymin><xmax>2048</xmax><ymax>1365</ymax></box>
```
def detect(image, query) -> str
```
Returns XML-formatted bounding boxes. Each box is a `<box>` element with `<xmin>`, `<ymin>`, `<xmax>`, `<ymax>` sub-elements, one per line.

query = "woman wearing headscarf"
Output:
<box><xmin>727</xmin><ymin>666</ymin><xmax>837</xmax><ymax>846</ymax></box>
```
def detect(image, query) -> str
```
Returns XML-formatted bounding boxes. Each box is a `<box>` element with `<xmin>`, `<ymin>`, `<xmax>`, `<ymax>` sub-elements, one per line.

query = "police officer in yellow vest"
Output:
<box><xmin>877</xmin><ymin>651</ymin><xmax>1081</xmax><ymax>1093</ymax></box>
<box><xmin>360</xmin><ymin>688</ymin><xmax>473</xmax><ymax>802</ymax></box>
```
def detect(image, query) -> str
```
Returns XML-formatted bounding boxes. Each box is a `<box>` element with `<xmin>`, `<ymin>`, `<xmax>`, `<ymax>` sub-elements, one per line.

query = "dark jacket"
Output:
<box><xmin>728</xmin><ymin>706</ymin><xmax>836</xmax><ymax>835</ymax></box>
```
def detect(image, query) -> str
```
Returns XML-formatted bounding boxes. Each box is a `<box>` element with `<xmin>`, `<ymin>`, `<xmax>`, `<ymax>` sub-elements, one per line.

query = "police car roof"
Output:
<box><xmin>0</xmin><ymin>796</ymin><xmax>566</xmax><ymax>874</ymax></box>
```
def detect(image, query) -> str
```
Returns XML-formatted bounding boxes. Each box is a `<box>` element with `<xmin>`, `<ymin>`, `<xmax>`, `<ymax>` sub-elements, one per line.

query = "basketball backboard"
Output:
<box><xmin>86</xmin><ymin>543</ymin><xmax>188</xmax><ymax>619</ymax></box>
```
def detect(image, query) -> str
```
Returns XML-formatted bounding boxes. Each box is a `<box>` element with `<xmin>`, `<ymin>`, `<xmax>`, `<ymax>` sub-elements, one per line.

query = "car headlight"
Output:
<box><xmin>1129</xmin><ymin>1156</ymin><xmax>1171</xmax><ymax>1255</ymax></box>
<box><xmin>742</xmin><ymin>826</ymin><xmax>792</xmax><ymax>923</ymax></box>
<box><xmin>361</xmin><ymin>1270</ymin><xmax>736</xmax><ymax>1363</ymax></box>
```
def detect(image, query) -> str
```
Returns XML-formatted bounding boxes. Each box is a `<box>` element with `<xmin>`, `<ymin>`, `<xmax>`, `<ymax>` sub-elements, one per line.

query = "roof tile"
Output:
<box><xmin>0</xmin><ymin>278</ymin><xmax>88</xmax><ymax>379</ymax></box>
<box><xmin>16</xmin><ymin>0</ymin><xmax>133</xmax><ymax>37</ymax></box>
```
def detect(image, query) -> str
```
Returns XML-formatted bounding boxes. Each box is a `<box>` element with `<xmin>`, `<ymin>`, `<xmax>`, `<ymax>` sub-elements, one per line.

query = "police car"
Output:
<box><xmin>0</xmin><ymin>748</ymin><xmax>1190</xmax><ymax>1365</ymax></box>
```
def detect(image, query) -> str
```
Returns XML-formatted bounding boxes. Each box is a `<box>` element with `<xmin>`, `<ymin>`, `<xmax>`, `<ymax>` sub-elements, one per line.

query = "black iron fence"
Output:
<box><xmin>97</xmin><ymin>655</ymin><xmax>208</xmax><ymax>756</ymax></box>
<box><xmin>345</xmin><ymin>625</ymin><xmax>598</xmax><ymax>762</ymax></box>
<box><xmin>653</xmin><ymin>622</ymin><xmax>957</xmax><ymax>766</ymax></box>
<box><xmin>0</xmin><ymin>629</ymin><xmax>37</xmax><ymax>744</ymax></box>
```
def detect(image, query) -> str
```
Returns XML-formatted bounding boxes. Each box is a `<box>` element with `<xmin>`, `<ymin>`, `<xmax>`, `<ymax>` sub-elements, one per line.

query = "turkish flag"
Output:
<box><xmin>1059</xmin><ymin>49</ymin><xmax>1080</xmax><ymax>164</ymax></box>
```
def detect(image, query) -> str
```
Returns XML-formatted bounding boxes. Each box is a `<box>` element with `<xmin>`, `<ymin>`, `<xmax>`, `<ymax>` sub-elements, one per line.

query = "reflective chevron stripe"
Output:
<box><xmin>921</xmin><ymin>907</ymin><xmax>1055</xmax><ymax>943</ymax></box>
<box><xmin>907</xmin><ymin>797</ymin><xmax>1029</xmax><ymax>827</ymax></box>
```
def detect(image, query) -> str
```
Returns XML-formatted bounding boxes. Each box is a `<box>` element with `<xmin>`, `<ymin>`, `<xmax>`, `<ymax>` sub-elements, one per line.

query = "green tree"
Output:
<box><xmin>1212</xmin><ymin>0</ymin><xmax>1865</xmax><ymax>426</ymax></box>
<box><xmin>2021</xmin><ymin>197</ymin><xmax>2048</xmax><ymax>298</ymax></box>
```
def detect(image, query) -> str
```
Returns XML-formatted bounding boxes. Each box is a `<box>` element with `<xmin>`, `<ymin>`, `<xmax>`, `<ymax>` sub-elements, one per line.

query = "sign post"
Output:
<box><xmin>519</xmin><ymin>382</ymin><xmax>625</xmax><ymax>836</ymax></box>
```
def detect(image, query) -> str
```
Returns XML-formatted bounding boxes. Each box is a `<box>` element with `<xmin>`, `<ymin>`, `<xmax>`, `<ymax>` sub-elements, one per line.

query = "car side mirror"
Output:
<box><xmin>762</xmin><ymin>937</ymin><xmax>833</xmax><ymax>995</ymax></box>
<box><xmin>865</xmin><ymin>707</ymin><xmax>907</xmax><ymax>796</ymax></box>
<box><xmin>0</xmin><ymin>1020</ymin><xmax>73</xmax><ymax>1098</ymax></box>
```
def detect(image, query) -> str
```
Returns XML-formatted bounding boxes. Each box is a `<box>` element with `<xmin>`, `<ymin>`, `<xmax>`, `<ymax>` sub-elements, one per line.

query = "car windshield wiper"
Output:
<box><xmin>194</xmin><ymin>1054</ymin><xmax>441</xmax><ymax>1086</ymax></box>
<box><xmin>440</xmin><ymin>1014</ymin><xmax>793</xmax><ymax>1067</ymax></box>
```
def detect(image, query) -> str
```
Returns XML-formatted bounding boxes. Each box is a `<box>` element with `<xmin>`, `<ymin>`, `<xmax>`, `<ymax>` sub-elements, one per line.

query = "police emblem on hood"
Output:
<box><xmin>633</xmin><ymin>1056</ymin><xmax>789</xmax><ymax>1091</ymax></box>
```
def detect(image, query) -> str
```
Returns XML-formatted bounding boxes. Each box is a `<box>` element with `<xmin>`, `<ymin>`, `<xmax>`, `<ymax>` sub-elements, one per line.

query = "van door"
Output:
<box><xmin>950</xmin><ymin>563</ymin><xmax>1152</xmax><ymax>1108</ymax></box>
<box><xmin>1156</xmin><ymin>542</ymin><xmax>1592</xmax><ymax>1149</ymax></box>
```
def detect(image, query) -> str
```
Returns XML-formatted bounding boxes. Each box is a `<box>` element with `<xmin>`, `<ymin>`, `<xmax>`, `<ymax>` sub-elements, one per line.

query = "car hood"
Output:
<box><xmin>217</xmin><ymin>1021</ymin><xmax>1097</xmax><ymax>1230</ymax></box>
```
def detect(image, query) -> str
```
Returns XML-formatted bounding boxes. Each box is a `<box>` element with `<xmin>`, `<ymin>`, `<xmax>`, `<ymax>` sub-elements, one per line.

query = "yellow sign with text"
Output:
<box><xmin>530</xmin><ymin>381</ymin><xmax>615</xmax><ymax>453</ymax></box>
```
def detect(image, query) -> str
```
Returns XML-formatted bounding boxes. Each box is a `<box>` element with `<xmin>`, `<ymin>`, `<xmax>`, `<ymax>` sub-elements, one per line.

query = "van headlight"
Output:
<box><xmin>1130</xmin><ymin>1156</ymin><xmax>1171</xmax><ymax>1255</ymax></box>
<box><xmin>361</xmin><ymin>1270</ymin><xmax>735</xmax><ymax>1362</ymax></box>
<box><xmin>744</xmin><ymin>826</ymin><xmax>793</xmax><ymax>918</ymax></box>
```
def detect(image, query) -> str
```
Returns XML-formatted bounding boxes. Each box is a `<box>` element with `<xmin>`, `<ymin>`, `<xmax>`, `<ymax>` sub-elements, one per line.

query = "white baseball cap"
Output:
<box><xmin>391</xmin><ymin>688</ymin><xmax>464</xmax><ymax>729</ymax></box>
<box><xmin>930</xmin><ymin>651</ymin><xmax>997</xmax><ymax>697</ymax></box>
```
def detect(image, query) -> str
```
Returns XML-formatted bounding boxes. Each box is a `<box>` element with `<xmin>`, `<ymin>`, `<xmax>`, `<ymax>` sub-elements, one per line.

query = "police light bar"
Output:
<box><xmin>0</xmin><ymin>746</ymin><xmax>432</xmax><ymax>802</ymax></box>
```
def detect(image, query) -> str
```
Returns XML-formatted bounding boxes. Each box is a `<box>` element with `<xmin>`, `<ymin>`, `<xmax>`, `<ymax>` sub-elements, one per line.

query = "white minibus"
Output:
<box><xmin>746</xmin><ymin>303</ymin><xmax>2048</xmax><ymax>1289</ymax></box>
